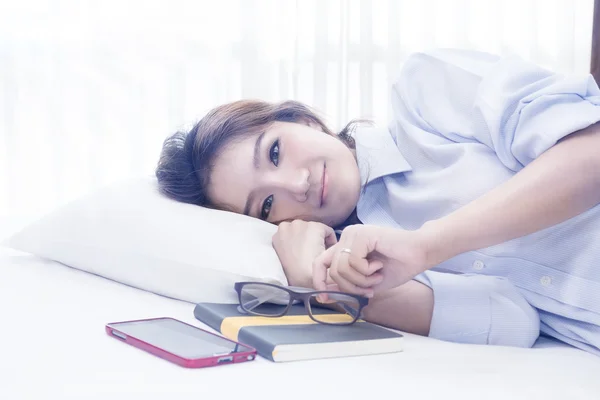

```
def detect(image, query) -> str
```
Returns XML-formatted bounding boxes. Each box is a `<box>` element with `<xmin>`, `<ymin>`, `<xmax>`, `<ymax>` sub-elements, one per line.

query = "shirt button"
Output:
<box><xmin>540</xmin><ymin>276</ymin><xmax>553</xmax><ymax>287</ymax></box>
<box><xmin>472</xmin><ymin>260</ymin><xmax>485</xmax><ymax>270</ymax></box>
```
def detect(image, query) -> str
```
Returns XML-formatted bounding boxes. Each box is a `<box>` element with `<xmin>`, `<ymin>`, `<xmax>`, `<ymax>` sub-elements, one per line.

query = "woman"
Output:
<box><xmin>156</xmin><ymin>48</ymin><xmax>600</xmax><ymax>355</ymax></box>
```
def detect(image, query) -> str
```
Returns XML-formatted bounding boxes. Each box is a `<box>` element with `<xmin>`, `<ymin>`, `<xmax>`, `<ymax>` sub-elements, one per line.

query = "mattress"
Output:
<box><xmin>1</xmin><ymin>246</ymin><xmax>599</xmax><ymax>400</ymax></box>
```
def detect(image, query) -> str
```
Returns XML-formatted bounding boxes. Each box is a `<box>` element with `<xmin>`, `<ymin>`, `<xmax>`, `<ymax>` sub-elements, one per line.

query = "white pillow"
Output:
<box><xmin>3</xmin><ymin>176</ymin><xmax>287</xmax><ymax>304</ymax></box>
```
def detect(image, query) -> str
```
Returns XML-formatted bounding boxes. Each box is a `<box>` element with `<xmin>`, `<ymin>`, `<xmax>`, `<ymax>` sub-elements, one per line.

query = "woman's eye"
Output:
<box><xmin>269</xmin><ymin>140</ymin><xmax>279</xmax><ymax>166</ymax></box>
<box><xmin>261</xmin><ymin>195</ymin><xmax>274</xmax><ymax>220</ymax></box>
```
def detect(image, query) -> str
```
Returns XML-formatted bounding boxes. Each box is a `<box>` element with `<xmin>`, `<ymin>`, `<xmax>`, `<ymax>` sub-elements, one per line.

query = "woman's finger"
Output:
<box><xmin>329</xmin><ymin>262</ymin><xmax>375</xmax><ymax>297</ymax></box>
<box><xmin>313</xmin><ymin>275</ymin><xmax>340</xmax><ymax>304</ymax></box>
<box><xmin>345</xmin><ymin>253</ymin><xmax>385</xmax><ymax>276</ymax></box>
<box><xmin>332</xmin><ymin>228</ymin><xmax>379</xmax><ymax>292</ymax></box>
<box><xmin>338</xmin><ymin>254</ymin><xmax>384</xmax><ymax>288</ymax></box>
<box><xmin>322</xmin><ymin>225</ymin><xmax>338</xmax><ymax>248</ymax></box>
<box><xmin>330</xmin><ymin>248</ymin><xmax>375</xmax><ymax>297</ymax></box>
<box><xmin>367</xmin><ymin>259</ymin><xmax>384</xmax><ymax>273</ymax></box>
<box><xmin>312</xmin><ymin>245</ymin><xmax>337</xmax><ymax>292</ymax></box>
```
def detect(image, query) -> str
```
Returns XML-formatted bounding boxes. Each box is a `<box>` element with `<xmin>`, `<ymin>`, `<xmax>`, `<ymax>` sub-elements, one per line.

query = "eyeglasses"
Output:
<box><xmin>233</xmin><ymin>281</ymin><xmax>369</xmax><ymax>326</ymax></box>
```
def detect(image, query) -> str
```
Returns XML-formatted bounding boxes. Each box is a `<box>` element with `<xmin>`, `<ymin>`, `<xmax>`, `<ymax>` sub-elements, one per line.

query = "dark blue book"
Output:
<box><xmin>193</xmin><ymin>302</ymin><xmax>403</xmax><ymax>362</ymax></box>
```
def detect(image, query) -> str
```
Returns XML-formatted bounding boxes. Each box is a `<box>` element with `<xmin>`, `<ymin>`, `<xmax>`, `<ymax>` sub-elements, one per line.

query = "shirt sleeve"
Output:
<box><xmin>412</xmin><ymin>270</ymin><xmax>540</xmax><ymax>348</ymax></box>
<box><xmin>391</xmin><ymin>48</ymin><xmax>600</xmax><ymax>171</ymax></box>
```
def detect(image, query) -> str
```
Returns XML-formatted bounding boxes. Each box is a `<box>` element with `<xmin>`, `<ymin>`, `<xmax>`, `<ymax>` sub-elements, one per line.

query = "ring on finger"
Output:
<box><xmin>340</xmin><ymin>248</ymin><xmax>352</xmax><ymax>255</ymax></box>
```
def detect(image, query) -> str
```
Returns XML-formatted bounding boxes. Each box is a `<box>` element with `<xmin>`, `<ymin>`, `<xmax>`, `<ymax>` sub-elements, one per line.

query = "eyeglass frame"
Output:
<box><xmin>233</xmin><ymin>281</ymin><xmax>370</xmax><ymax>326</ymax></box>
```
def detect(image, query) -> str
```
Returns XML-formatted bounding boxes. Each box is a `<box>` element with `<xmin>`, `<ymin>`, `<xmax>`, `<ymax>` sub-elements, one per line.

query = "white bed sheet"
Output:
<box><xmin>1</xmin><ymin>246</ymin><xmax>599</xmax><ymax>400</ymax></box>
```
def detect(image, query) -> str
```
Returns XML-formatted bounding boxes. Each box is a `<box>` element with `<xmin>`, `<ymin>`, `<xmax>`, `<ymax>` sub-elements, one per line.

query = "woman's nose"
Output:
<box><xmin>269</xmin><ymin>168</ymin><xmax>310</xmax><ymax>201</ymax></box>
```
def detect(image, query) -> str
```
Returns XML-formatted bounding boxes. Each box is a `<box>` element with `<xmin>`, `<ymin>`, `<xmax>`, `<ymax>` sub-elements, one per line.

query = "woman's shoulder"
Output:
<box><xmin>396</xmin><ymin>48</ymin><xmax>503</xmax><ymax>84</ymax></box>
<box><xmin>403</xmin><ymin>48</ymin><xmax>500</xmax><ymax>67</ymax></box>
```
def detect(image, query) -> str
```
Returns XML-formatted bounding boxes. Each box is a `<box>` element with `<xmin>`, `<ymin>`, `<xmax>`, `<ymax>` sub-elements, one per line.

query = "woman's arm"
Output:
<box><xmin>361</xmin><ymin>280</ymin><xmax>433</xmax><ymax>336</ymax></box>
<box><xmin>361</xmin><ymin>272</ymin><xmax>540</xmax><ymax>348</ymax></box>
<box><xmin>391</xmin><ymin>50</ymin><xmax>600</xmax><ymax>265</ymax></box>
<box><xmin>420</xmin><ymin>121</ymin><xmax>600</xmax><ymax>266</ymax></box>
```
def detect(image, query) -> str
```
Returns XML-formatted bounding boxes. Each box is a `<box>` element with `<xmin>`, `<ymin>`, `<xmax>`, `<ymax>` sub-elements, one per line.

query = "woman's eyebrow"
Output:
<box><xmin>253</xmin><ymin>130</ymin><xmax>266</xmax><ymax>169</ymax></box>
<box><xmin>244</xmin><ymin>131</ymin><xmax>267</xmax><ymax>217</ymax></box>
<box><xmin>243</xmin><ymin>190</ymin><xmax>256</xmax><ymax>217</ymax></box>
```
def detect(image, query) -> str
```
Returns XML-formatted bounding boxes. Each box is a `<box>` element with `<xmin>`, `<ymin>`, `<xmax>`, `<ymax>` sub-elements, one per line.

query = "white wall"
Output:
<box><xmin>0</xmin><ymin>0</ymin><xmax>595</xmax><ymax>231</ymax></box>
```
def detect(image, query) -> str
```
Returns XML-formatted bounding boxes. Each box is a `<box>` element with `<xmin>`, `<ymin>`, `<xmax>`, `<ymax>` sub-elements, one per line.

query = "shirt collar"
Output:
<box><xmin>354</xmin><ymin>126</ymin><xmax>412</xmax><ymax>186</ymax></box>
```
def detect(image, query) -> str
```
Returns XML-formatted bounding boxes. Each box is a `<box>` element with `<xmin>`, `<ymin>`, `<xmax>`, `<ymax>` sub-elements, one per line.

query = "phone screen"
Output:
<box><xmin>108</xmin><ymin>318</ymin><xmax>253</xmax><ymax>359</ymax></box>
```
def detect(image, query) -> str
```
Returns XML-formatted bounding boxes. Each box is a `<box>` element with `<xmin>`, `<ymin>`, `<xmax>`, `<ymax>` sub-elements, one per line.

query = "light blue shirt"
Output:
<box><xmin>353</xmin><ymin>49</ymin><xmax>600</xmax><ymax>354</ymax></box>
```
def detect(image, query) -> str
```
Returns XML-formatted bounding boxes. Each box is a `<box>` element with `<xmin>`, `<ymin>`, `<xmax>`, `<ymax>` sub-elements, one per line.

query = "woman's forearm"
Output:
<box><xmin>420</xmin><ymin>122</ymin><xmax>600</xmax><ymax>266</ymax></box>
<box><xmin>361</xmin><ymin>280</ymin><xmax>433</xmax><ymax>336</ymax></box>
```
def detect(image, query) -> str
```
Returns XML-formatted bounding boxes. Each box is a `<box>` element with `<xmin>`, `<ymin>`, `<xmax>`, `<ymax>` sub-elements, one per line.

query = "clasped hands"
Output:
<box><xmin>272</xmin><ymin>220</ymin><xmax>435</xmax><ymax>301</ymax></box>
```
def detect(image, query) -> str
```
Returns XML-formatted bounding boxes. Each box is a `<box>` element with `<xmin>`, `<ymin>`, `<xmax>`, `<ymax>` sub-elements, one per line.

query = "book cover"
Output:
<box><xmin>193</xmin><ymin>302</ymin><xmax>403</xmax><ymax>362</ymax></box>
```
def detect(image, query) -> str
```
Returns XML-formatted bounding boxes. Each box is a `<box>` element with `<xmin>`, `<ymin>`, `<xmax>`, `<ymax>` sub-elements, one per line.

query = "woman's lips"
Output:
<box><xmin>320</xmin><ymin>163</ymin><xmax>328</xmax><ymax>207</ymax></box>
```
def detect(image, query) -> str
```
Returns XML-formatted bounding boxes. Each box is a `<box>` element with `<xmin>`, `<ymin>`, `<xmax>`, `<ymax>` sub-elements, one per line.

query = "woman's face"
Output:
<box><xmin>208</xmin><ymin>121</ymin><xmax>361</xmax><ymax>227</ymax></box>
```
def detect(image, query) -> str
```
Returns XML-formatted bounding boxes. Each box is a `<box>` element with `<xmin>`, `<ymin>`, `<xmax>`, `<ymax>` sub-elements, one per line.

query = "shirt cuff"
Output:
<box><xmin>413</xmin><ymin>271</ymin><xmax>540</xmax><ymax>347</ymax></box>
<box><xmin>413</xmin><ymin>271</ymin><xmax>493</xmax><ymax>345</ymax></box>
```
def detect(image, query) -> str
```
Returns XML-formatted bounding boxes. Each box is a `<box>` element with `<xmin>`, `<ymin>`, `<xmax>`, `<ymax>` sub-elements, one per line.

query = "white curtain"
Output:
<box><xmin>0</xmin><ymin>0</ymin><xmax>595</xmax><ymax>228</ymax></box>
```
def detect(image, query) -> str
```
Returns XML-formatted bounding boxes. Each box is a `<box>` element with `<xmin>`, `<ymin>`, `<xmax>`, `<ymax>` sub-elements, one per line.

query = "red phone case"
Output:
<box><xmin>106</xmin><ymin>317</ymin><xmax>257</xmax><ymax>368</ymax></box>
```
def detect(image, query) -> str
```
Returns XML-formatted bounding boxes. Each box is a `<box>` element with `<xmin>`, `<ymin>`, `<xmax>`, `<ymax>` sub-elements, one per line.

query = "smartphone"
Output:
<box><xmin>106</xmin><ymin>317</ymin><xmax>257</xmax><ymax>368</ymax></box>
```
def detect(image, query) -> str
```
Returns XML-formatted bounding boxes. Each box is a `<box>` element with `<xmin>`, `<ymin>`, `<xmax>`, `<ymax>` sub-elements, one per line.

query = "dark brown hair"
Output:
<box><xmin>155</xmin><ymin>99</ymin><xmax>359</xmax><ymax>208</ymax></box>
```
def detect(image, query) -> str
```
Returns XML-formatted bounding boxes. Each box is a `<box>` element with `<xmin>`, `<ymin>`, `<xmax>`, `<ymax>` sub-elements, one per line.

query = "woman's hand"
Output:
<box><xmin>272</xmin><ymin>220</ymin><xmax>337</xmax><ymax>288</ymax></box>
<box><xmin>312</xmin><ymin>225</ymin><xmax>432</xmax><ymax>298</ymax></box>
